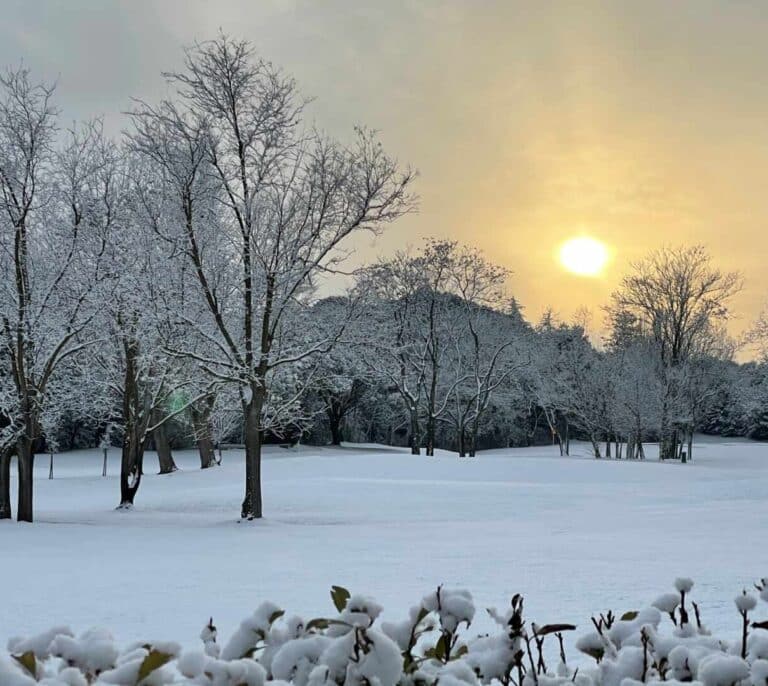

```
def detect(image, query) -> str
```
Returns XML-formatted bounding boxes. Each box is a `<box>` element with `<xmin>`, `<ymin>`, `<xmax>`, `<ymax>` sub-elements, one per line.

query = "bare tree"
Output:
<box><xmin>359</xmin><ymin>241</ymin><xmax>460</xmax><ymax>455</ymax></box>
<box><xmin>609</xmin><ymin>245</ymin><xmax>741</xmax><ymax>460</ymax></box>
<box><xmin>442</xmin><ymin>246</ymin><xmax>527</xmax><ymax>457</ymax></box>
<box><xmin>129</xmin><ymin>35</ymin><xmax>415</xmax><ymax>519</ymax></box>
<box><xmin>358</xmin><ymin>255</ymin><xmax>429</xmax><ymax>455</ymax></box>
<box><xmin>418</xmin><ymin>240</ymin><xmax>457</xmax><ymax>456</ymax></box>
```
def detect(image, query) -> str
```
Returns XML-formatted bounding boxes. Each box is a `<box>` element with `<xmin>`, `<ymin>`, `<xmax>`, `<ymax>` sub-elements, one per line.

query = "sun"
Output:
<box><xmin>558</xmin><ymin>236</ymin><xmax>609</xmax><ymax>277</ymax></box>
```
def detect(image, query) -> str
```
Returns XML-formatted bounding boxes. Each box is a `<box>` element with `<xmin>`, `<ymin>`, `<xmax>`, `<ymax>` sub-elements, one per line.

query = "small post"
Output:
<box><xmin>48</xmin><ymin>452</ymin><xmax>54</xmax><ymax>479</ymax></box>
<box><xmin>102</xmin><ymin>447</ymin><xmax>108</xmax><ymax>477</ymax></box>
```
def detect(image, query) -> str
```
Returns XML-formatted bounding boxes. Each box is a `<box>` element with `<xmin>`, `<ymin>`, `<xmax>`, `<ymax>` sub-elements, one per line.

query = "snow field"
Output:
<box><xmin>2</xmin><ymin>437</ymin><xmax>767</xmax><ymax>656</ymax></box>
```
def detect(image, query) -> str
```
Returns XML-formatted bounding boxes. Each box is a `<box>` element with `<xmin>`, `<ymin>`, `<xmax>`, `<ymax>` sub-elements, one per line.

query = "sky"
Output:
<box><xmin>2</xmin><ymin>0</ymin><xmax>767</xmax><ymax>338</ymax></box>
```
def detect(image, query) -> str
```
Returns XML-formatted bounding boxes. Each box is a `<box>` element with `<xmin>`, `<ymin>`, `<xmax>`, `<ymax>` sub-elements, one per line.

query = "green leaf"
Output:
<box><xmin>434</xmin><ymin>634</ymin><xmax>448</xmax><ymax>662</ymax></box>
<box><xmin>578</xmin><ymin>646</ymin><xmax>604</xmax><ymax>662</ymax></box>
<box><xmin>620</xmin><ymin>611</ymin><xmax>639</xmax><ymax>622</ymax></box>
<box><xmin>306</xmin><ymin>618</ymin><xmax>330</xmax><ymax>631</ymax></box>
<box><xmin>269</xmin><ymin>610</ymin><xmax>285</xmax><ymax>625</ymax></box>
<box><xmin>331</xmin><ymin>585</ymin><xmax>351</xmax><ymax>612</ymax></box>
<box><xmin>137</xmin><ymin>649</ymin><xmax>174</xmax><ymax>683</ymax></box>
<box><xmin>12</xmin><ymin>651</ymin><xmax>36</xmax><ymax>677</ymax></box>
<box><xmin>535</xmin><ymin>623</ymin><xmax>577</xmax><ymax>636</ymax></box>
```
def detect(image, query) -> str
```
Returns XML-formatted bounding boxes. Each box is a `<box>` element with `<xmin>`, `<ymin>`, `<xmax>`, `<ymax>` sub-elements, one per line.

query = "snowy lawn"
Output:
<box><xmin>1</xmin><ymin>437</ymin><xmax>767</xmax><ymax>653</ymax></box>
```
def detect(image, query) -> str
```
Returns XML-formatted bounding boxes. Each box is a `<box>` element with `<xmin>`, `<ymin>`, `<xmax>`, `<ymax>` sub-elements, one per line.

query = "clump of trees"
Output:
<box><xmin>0</xmin><ymin>36</ymin><xmax>764</xmax><ymax>525</ymax></box>
<box><xmin>607</xmin><ymin>245</ymin><xmax>741</xmax><ymax>461</ymax></box>
<box><xmin>0</xmin><ymin>35</ymin><xmax>415</xmax><ymax>522</ymax></box>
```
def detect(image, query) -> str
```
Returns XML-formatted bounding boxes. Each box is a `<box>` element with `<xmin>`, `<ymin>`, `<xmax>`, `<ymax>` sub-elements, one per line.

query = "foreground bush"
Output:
<box><xmin>3</xmin><ymin>579</ymin><xmax>768</xmax><ymax>686</ymax></box>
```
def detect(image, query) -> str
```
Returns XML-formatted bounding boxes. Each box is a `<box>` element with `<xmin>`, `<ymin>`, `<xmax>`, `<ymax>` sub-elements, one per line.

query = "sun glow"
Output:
<box><xmin>558</xmin><ymin>236</ymin><xmax>609</xmax><ymax>277</ymax></box>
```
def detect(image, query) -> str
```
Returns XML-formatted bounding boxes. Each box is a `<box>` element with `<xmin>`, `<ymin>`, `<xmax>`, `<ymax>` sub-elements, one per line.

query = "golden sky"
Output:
<box><xmin>3</xmin><ymin>0</ymin><xmax>767</xmax><ymax>335</ymax></box>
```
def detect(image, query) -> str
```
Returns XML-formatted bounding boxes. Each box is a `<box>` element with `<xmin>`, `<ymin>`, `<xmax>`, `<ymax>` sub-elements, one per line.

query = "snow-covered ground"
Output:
<box><xmin>1</xmin><ymin>437</ymin><xmax>767</xmax><ymax>654</ymax></box>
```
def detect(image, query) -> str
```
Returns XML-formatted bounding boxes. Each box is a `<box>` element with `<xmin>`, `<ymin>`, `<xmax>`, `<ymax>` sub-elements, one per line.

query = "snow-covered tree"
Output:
<box><xmin>441</xmin><ymin>247</ymin><xmax>528</xmax><ymax>457</ymax></box>
<box><xmin>128</xmin><ymin>35</ymin><xmax>414</xmax><ymax>519</ymax></box>
<box><xmin>82</xmin><ymin>156</ymin><xmax>216</xmax><ymax>508</ymax></box>
<box><xmin>608</xmin><ymin>245</ymin><xmax>740</xmax><ymax>460</ymax></box>
<box><xmin>529</xmin><ymin>316</ymin><xmax>609</xmax><ymax>457</ymax></box>
<box><xmin>606</xmin><ymin>338</ymin><xmax>663</xmax><ymax>459</ymax></box>
<box><xmin>304</xmin><ymin>302</ymin><xmax>368</xmax><ymax>446</ymax></box>
<box><xmin>358</xmin><ymin>241</ymin><xmax>462</xmax><ymax>455</ymax></box>
<box><xmin>529</xmin><ymin>313</ymin><xmax>576</xmax><ymax>456</ymax></box>
<box><xmin>610</xmin><ymin>246</ymin><xmax>741</xmax><ymax>459</ymax></box>
<box><xmin>0</xmin><ymin>70</ymin><xmax>118</xmax><ymax>521</ymax></box>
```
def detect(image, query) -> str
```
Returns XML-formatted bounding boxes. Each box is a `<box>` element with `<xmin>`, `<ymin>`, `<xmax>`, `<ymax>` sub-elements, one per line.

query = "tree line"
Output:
<box><xmin>0</xmin><ymin>36</ymin><xmax>761</xmax><ymax>524</ymax></box>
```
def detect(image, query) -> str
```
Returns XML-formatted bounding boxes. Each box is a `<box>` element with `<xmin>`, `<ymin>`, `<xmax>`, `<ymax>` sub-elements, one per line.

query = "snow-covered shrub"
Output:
<box><xmin>4</xmin><ymin>579</ymin><xmax>768</xmax><ymax>686</ymax></box>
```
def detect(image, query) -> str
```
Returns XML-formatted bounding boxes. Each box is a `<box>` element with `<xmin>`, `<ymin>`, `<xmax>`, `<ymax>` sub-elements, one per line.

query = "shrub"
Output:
<box><xmin>3</xmin><ymin>579</ymin><xmax>768</xmax><ymax>686</ymax></box>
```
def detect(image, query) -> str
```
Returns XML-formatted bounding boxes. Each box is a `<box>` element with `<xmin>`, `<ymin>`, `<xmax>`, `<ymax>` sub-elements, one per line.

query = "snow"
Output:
<box><xmin>652</xmin><ymin>593</ymin><xmax>681</xmax><ymax>614</ymax></box>
<box><xmin>698</xmin><ymin>653</ymin><xmax>751</xmax><ymax>686</ymax></box>
<box><xmin>736</xmin><ymin>591</ymin><xmax>759</xmax><ymax>613</ymax></box>
<box><xmin>2</xmin><ymin>436</ymin><xmax>768</xmax><ymax>657</ymax></box>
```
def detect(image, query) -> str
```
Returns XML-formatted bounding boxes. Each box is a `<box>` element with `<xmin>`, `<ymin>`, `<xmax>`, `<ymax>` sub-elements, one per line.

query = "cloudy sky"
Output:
<box><xmin>3</xmin><ymin>0</ymin><xmax>767</xmax><ymax>335</ymax></box>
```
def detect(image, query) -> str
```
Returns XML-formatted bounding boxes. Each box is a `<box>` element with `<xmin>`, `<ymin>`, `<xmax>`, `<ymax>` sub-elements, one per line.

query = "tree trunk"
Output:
<box><xmin>119</xmin><ymin>335</ymin><xmax>146</xmax><ymax>508</ymax></box>
<box><xmin>328</xmin><ymin>404</ymin><xmax>344</xmax><ymax>446</ymax></box>
<box><xmin>198</xmin><ymin>433</ymin><xmax>217</xmax><ymax>468</ymax></box>
<box><xmin>119</xmin><ymin>437</ymin><xmax>144</xmax><ymax>508</ymax></box>
<box><xmin>605</xmin><ymin>438</ymin><xmax>611</xmax><ymax>458</ymax></box>
<box><xmin>591</xmin><ymin>438</ymin><xmax>602</xmax><ymax>459</ymax></box>
<box><xmin>409</xmin><ymin>408</ymin><xmax>421</xmax><ymax>455</ymax></box>
<box><xmin>425</xmin><ymin>414</ymin><xmax>436</xmax><ymax>456</ymax></box>
<box><xmin>241</xmin><ymin>389</ymin><xmax>263</xmax><ymax>520</ymax></box>
<box><xmin>424</xmin><ymin>363</ymin><xmax>438</xmax><ymax>456</ymax></box>
<box><xmin>329</xmin><ymin>421</ymin><xmax>343</xmax><ymax>446</ymax></box>
<box><xmin>191</xmin><ymin>396</ymin><xmax>217</xmax><ymax>469</ymax></box>
<box><xmin>48</xmin><ymin>452</ymin><xmax>54</xmax><ymax>479</ymax></box>
<box><xmin>16</xmin><ymin>438</ymin><xmax>35</xmax><ymax>523</ymax></box>
<box><xmin>468</xmin><ymin>411</ymin><xmax>482</xmax><ymax>457</ymax></box>
<box><xmin>153</xmin><ymin>420</ymin><xmax>177</xmax><ymax>474</ymax></box>
<box><xmin>660</xmin><ymin>435</ymin><xmax>675</xmax><ymax>460</ymax></box>
<box><xmin>458</xmin><ymin>427</ymin><xmax>467</xmax><ymax>457</ymax></box>
<box><xmin>0</xmin><ymin>447</ymin><xmax>12</xmax><ymax>520</ymax></box>
<box><xmin>545</xmin><ymin>410</ymin><xmax>564</xmax><ymax>456</ymax></box>
<box><xmin>687</xmin><ymin>430</ymin><xmax>693</xmax><ymax>464</ymax></box>
<box><xmin>660</xmin><ymin>384</ymin><xmax>669</xmax><ymax>459</ymax></box>
<box><xmin>659</xmin><ymin>390</ymin><xmax>672</xmax><ymax>460</ymax></box>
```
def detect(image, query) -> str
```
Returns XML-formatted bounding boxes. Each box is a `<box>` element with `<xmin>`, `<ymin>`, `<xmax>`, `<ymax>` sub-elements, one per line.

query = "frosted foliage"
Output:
<box><xmin>736</xmin><ymin>593</ymin><xmax>759</xmax><ymax>613</ymax></box>
<box><xmin>652</xmin><ymin>594</ymin><xmax>680</xmax><ymax>614</ymax></box>
<box><xmin>4</xmin><ymin>580</ymin><xmax>768</xmax><ymax>685</ymax></box>
<box><xmin>421</xmin><ymin>588</ymin><xmax>475</xmax><ymax>633</ymax></box>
